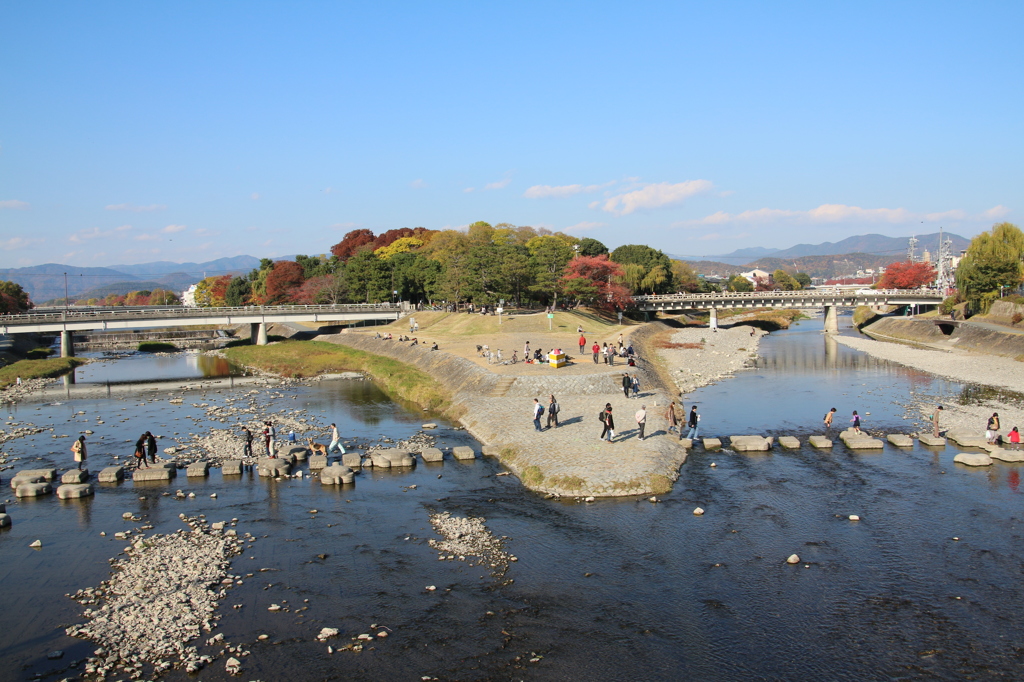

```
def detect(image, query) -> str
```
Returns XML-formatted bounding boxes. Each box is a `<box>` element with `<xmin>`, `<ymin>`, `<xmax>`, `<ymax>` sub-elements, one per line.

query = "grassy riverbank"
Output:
<box><xmin>222</xmin><ymin>340</ymin><xmax>456</xmax><ymax>415</ymax></box>
<box><xmin>0</xmin><ymin>357</ymin><xmax>87</xmax><ymax>389</ymax></box>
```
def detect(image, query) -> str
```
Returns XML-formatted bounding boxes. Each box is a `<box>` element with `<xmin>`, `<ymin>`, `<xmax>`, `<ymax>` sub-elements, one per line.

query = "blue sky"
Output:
<box><xmin>1</xmin><ymin>1</ymin><xmax>1021</xmax><ymax>268</ymax></box>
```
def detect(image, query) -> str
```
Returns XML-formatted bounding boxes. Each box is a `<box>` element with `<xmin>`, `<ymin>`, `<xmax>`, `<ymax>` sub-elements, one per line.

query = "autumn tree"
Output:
<box><xmin>671</xmin><ymin>260</ymin><xmax>701</xmax><ymax>292</ymax></box>
<box><xmin>148</xmin><ymin>289</ymin><xmax>179</xmax><ymax>305</ymax></box>
<box><xmin>560</xmin><ymin>255</ymin><xmax>632</xmax><ymax>310</ymax></box>
<box><xmin>193</xmin><ymin>275</ymin><xmax>232</xmax><ymax>307</ymax></box>
<box><xmin>264</xmin><ymin>261</ymin><xmax>305</xmax><ymax>304</ymax></box>
<box><xmin>0</xmin><ymin>280</ymin><xmax>31</xmax><ymax>314</ymax></box>
<box><xmin>726</xmin><ymin>274</ymin><xmax>753</xmax><ymax>292</ymax></box>
<box><xmin>879</xmin><ymin>261</ymin><xmax>936</xmax><ymax>289</ymax></box>
<box><xmin>772</xmin><ymin>269</ymin><xmax>800</xmax><ymax>291</ymax></box>
<box><xmin>330</xmin><ymin>229</ymin><xmax>376</xmax><ymax>261</ymax></box>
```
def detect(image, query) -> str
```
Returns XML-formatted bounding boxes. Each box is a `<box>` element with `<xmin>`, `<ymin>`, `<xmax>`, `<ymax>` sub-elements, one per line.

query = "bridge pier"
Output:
<box><xmin>823</xmin><ymin>305</ymin><xmax>839</xmax><ymax>334</ymax></box>
<box><xmin>709</xmin><ymin>308</ymin><xmax>718</xmax><ymax>331</ymax></box>
<box><xmin>250</xmin><ymin>322</ymin><xmax>269</xmax><ymax>346</ymax></box>
<box><xmin>60</xmin><ymin>330</ymin><xmax>75</xmax><ymax>357</ymax></box>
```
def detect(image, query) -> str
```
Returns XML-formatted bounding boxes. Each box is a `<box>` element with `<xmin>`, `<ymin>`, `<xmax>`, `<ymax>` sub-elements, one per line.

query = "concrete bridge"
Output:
<box><xmin>632</xmin><ymin>289</ymin><xmax>944</xmax><ymax>333</ymax></box>
<box><xmin>0</xmin><ymin>303</ymin><xmax>406</xmax><ymax>356</ymax></box>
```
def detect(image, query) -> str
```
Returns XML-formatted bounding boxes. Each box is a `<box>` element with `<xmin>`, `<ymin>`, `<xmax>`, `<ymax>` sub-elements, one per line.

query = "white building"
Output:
<box><xmin>182</xmin><ymin>284</ymin><xmax>198</xmax><ymax>307</ymax></box>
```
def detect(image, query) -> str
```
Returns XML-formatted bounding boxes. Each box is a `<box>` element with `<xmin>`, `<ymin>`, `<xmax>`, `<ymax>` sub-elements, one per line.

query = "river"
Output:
<box><xmin>2</xmin><ymin>318</ymin><xmax>1022</xmax><ymax>681</ymax></box>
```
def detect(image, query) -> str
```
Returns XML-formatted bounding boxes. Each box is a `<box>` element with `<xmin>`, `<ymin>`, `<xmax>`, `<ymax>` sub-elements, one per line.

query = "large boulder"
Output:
<box><xmin>0</xmin><ymin>513</ymin><xmax>10</xmax><ymax>527</ymax></box>
<box><xmin>11</xmin><ymin>468</ymin><xmax>57</xmax><ymax>488</ymax></box>
<box><xmin>57</xmin><ymin>483</ymin><xmax>94</xmax><ymax>499</ymax></box>
<box><xmin>320</xmin><ymin>464</ymin><xmax>355</xmax><ymax>485</ymax></box>
<box><xmin>308</xmin><ymin>455</ymin><xmax>329</xmax><ymax>470</ymax></box>
<box><xmin>954</xmin><ymin>452</ymin><xmax>993</xmax><ymax>467</ymax></box>
<box><xmin>341</xmin><ymin>453</ymin><xmax>362</xmax><ymax>468</ymax></box>
<box><xmin>287</xmin><ymin>446</ymin><xmax>308</xmax><ymax>461</ymax></box>
<box><xmin>11</xmin><ymin>474</ymin><xmax>46</xmax><ymax>490</ymax></box>
<box><xmin>370</xmin><ymin>452</ymin><xmax>392</xmax><ymax>468</ymax></box>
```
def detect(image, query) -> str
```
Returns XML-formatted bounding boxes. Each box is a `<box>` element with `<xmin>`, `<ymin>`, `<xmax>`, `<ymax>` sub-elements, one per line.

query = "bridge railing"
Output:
<box><xmin>633</xmin><ymin>288</ymin><xmax>942</xmax><ymax>302</ymax></box>
<box><xmin>0</xmin><ymin>303</ymin><xmax>402</xmax><ymax>324</ymax></box>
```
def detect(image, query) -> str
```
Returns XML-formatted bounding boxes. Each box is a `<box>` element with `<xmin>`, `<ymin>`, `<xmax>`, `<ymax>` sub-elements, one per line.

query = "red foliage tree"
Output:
<box><xmin>265</xmin><ymin>261</ymin><xmax>305</xmax><ymax>304</ymax></box>
<box><xmin>878</xmin><ymin>261</ymin><xmax>936</xmax><ymax>289</ymax></box>
<box><xmin>330</xmin><ymin>229</ymin><xmax>376</xmax><ymax>261</ymax></box>
<box><xmin>559</xmin><ymin>255</ymin><xmax>633</xmax><ymax>310</ymax></box>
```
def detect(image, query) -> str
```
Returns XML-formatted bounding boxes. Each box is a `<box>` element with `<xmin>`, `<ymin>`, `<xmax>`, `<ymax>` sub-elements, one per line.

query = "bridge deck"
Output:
<box><xmin>633</xmin><ymin>289</ymin><xmax>943</xmax><ymax>311</ymax></box>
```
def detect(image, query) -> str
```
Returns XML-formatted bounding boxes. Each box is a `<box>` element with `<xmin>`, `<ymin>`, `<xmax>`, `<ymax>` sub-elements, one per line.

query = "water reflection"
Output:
<box><xmin>73</xmin><ymin>352</ymin><xmax>242</xmax><ymax>384</ymax></box>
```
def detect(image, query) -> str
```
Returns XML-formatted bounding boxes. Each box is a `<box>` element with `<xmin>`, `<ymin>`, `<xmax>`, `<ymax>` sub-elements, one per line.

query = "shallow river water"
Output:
<box><xmin>2</xmin><ymin>318</ymin><xmax>1024</xmax><ymax>681</ymax></box>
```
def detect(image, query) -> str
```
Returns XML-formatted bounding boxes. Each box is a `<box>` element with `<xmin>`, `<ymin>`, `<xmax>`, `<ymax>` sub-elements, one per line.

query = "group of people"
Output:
<box><xmin>131</xmin><ymin>432</ymin><xmax>158</xmax><ymax>468</ymax></box>
<box><xmin>531</xmin><ymin>395</ymin><xmax>561</xmax><ymax>431</ymax></box>
<box><xmin>595</xmin><ymin>401</ymin><xmax>699</xmax><ymax>443</ymax></box>
<box><xmin>983</xmin><ymin>411</ymin><xmax>1020</xmax><ymax>447</ymax></box>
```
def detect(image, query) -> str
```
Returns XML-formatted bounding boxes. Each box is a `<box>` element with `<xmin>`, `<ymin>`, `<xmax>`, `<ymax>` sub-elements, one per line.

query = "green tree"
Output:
<box><xmin>772</xmin><ymin>269</ymin><xmax>799</xmax><ymax>291</ymax></box>
<box><xmin>956</xmin><ymin>222</ymin><xmax>1024</xmax><ymax>309</ymax></box>
<box><xmin>344</xmin><ymin>251</ymin><xmax>390</xmax><ymax>302</ymax></box>
<box><xmin>793</xmin><ymin>272</ymin><xmax>811</xmax><ymax>288</ymax></box>
<box><xmin>527</xmin><ymin>235</ymin><xmax>574</xmax><ymax>304</ymax></box>
<box><xmin>578</xmin><ymin>237</ymin><xmax>609</xmax><ymax>257</ymax></box>
<box><xmin>610</xmin><ymin>244</ymin><xmax>675</xmax><ymax>293</ymax></box>
<box><xmin>225</xmin><ymin>277</ymin><xmax>251</xmax><ymax>306</ymax></box>
<box><xmin>726</xmin><ymin>274</ymin><xmax>754</xmax><ymax>292</ymax></box>
<box><xmin>671</xmin><ymin>260</ymin><xmax>701</xmax><ymax>292</ymax></box>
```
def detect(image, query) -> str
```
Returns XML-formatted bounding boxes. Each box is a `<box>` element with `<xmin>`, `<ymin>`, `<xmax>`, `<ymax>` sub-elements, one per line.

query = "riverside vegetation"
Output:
<box><xmin>0</xmin><ymin>356</ymin><xmax>86</xmax><ymax>390</ymax></box>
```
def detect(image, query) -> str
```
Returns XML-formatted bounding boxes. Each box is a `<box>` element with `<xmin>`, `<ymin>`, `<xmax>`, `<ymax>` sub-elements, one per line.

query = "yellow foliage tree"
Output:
<box><xmin>375</xmin><ymin>237</ymin><xmax>424</xmax><ymax>260</ymax></box>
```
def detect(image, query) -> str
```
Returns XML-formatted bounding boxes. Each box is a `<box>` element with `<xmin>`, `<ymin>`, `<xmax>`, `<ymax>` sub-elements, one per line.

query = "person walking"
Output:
<box><xmin>987</xmin><ymin>412</ymin><xmax>1001</xmax><ymax>444</ymax></box>
<box><xmin>592</xmin><ymin>342</ymin><xmax>600</xmax><ymax>364</ymax></box>
<box><xmin>547</xmin><ymin>395</ymin><xmax>560</xmax><ymax>429</ymax></box>
<box><xmin>242</xmin><ymin>426</ymin><xmax>254</xmax><ymax>459</ymax></box>
<box><xmin>578</xmin><ymin>334</ymin><xmax>586</xmax><ymax>353</ymax></box>
<box><xmin>328</xmin><ymin>422</ymin><xmax>346</xmax><ymax>454</ymax></box>
<box><xmin>532</xmin><ymin>398</ymin><xmax>544</xmax><ymax>432</ymax></box>
<box><xmin>599</xmin><ymin>404</ymin><xmax>615</xmax><ymax>442</ymax></box>
<box><xmin>71</xmin><ymin>435</ymin><xmax>87</xmax><ymax>471</ymax></box>
<box><xmin>931</xmin><ymin>405</ymin><xmax>943</xmax><ymax>438</ymax></box>
<box><xmin>602</xmin><ymin>343</ymin><xmax>609</xmax><ymax>364</ymax></box>
<box><xmin>665</xmin><ymin>401</ymin><xmax>679</xmax><ymax>434</ymax></box>
<box><xmin>621</xmin><ymin>373</ymin><xmax>631</xmax><ymax>399</ymax></box>
<box><xmin>631</xmin><ymin>375</ymin><xmax>640</xmax><ymax>398</ymax></box>
<box><xmin>635</xmin><ymin>405</ymin><xmax>647</xmax><ymax>440</ymax></box>
<box><xmin>686</xmin><ymin>405</ymin><xmax>700</xmax><ymax>441</ymax></box>
<box><xmin>146</xmin><ymin>431</ymin><xmax>157</xmax><ymax>463</ymax></box>
<box><xmin>134</xmin><ymin>434</ymin><xmax>149</xmax><ymax>468</ymax></box>
<box><xmin>617</xmin><ymin>333</ymin><xmax>624</xmax><ymax>349</ymax></box>
<box><xmin>823</xmin><ymin>407</ymin><xmax>836</xmax><ymax>433</ymax></box>
<box><xmin>851</xmin><ymin>410</ymin><xmax>862</xmax><ymax>434</ymax></box>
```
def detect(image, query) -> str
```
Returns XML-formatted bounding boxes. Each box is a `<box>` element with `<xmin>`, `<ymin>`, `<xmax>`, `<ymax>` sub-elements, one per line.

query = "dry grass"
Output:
<box><xmin>659</xmin><ymin>341</ymin><xmax>703</xmax><ymax>350</ymax></box>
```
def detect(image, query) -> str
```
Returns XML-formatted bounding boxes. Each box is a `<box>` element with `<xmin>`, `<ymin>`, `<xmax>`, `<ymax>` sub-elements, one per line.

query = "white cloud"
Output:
<box><xmin>135</xmin><ymin>233</ymin><xmax>161</xmax><ymax>241</ymax></box>
<box><xmin>0</xmin><ymin>236</ymin><xmax>43</xmax><ymax>250</ymax></box>
<box><xmin>323</xmin><ymin>187</ymin><xmax>335</xmax><ymax>194</ymax></box>
<box><xmin>595</xmin><ymin>180</ymin><xmax>714</xmax><ymax>215</ymax></box>
<box><xmin>524</xmin><ymin>182</ymin><xmax>613</xmax><ymax>199</ymax></box>
<box><xmin>684</xmin><ymin>203</ymin><xmax>1010</xmax><ymax>226</ymax></box>
<box><xmin>105</xmin><ymin>203</ymin><xmax>167</xmax><ymax>212</ymax></box>
<box><xmin>410</xmin><ymin>179</ymin><xmax>427</xmax><ymax>189</ymax></box>
<box><xmin>463</xmin><ymin>187</ymin><xmax>475</xmax><ymax>193</ymax></box>
<box><xmin>484</xmin><ymin>178</ymin><xmax>511</xmax><ymax>191</ymax></box>
<box><xmin>0</xmin><ymin>199</ymin><xmax>30</xmax><ymax>210</ymax></box>
<box><xmin>564</xmin><ymin>221</ymin><xmax>605</xmax><ymax>233</ymax></box>
<box><xmin>251</xmin><ymin>192</ymin><xmax>261</xmax><ymax>200</ymax></box>
<box><xmin>69</xmin><ymin>225</ymin><xmax>133</xmax><ymax>243</ymax></box>
<box><xmin>162</xmin><ymin>224</ymin><xmax>188</xmax><ymax>233</ymax></box>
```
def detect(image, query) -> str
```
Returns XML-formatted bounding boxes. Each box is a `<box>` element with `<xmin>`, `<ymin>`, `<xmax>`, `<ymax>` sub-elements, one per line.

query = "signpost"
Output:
<box><xmin>547</xmin><ymin>312</ymin><xmax>554</xmax><ymax>330</ymax></box>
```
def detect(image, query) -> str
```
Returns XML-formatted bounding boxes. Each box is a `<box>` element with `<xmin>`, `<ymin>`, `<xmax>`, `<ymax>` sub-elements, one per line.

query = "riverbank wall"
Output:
<box><xmin>863</xmin><ymin>316</ymin><xmax>1024</xmax><ymax>359</ymax></box>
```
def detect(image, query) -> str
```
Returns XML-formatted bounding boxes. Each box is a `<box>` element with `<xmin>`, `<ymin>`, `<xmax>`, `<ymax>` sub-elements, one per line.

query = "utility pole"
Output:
<box><xmin>64</xmin><ymin>272</ymin><xmax>69</xmax><ymax>311</ymax></box>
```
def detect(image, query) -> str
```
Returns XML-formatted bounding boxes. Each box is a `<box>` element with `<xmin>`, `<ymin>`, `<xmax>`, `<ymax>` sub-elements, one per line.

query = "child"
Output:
<box><xmin>851</xmin><ymin>410</ymin><xmax>861</xmax><ymax>434</ymax></box>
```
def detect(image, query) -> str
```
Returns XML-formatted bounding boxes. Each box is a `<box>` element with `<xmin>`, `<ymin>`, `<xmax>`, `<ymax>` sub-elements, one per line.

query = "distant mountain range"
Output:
<box><xmin>678</xmin><ymin>232</ymin><xmax>971</xmax><ymax>263</ymax></box>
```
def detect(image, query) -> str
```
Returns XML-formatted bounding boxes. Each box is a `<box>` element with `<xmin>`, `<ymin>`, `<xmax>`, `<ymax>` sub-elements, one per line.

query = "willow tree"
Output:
<box><xmin>955</xmin><ymin>222</ymin><xmax>1024</xmax><ymax>311</ymax></box>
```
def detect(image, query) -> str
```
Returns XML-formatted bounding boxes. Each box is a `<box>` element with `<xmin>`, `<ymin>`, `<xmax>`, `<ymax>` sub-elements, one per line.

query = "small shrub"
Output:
<box><xmin>137</xmin><ymin>342</ymin><xmax>178</xmax><ymax>353</ymax></box>
<box><xmin>26</xmin><ymin>348</ymin><xmax>52</xmax><ymax>360</ymax></box>
<box><xmin>649</xmin><ymin>474</ymin><xmax>673</xmax><ymax>495</ymax></box>
<box><xmin>1012</xmin><ymin>313</ymin><xmax>1023</xmax><ymax>326</ymax></box>
<box><xmin>520</xmin><ymin>465</ymin><xmax>544</xmax><ymax>487</ymax></box>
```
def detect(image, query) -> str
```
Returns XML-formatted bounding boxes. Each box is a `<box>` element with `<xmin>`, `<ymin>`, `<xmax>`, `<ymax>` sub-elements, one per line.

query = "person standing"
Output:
<box><xmin>524</xmin><ymin>341</ymin><xmax>531</xmax><ymax>357</ymax></box>
<box><xmin>328</xmin><ymin>422</ymin><xmax>346</xmax><ymax>454</ymax></box>
<box><xmin>635</xmin><ymin>405</ymin><xmax>647</xmax><ymax>440</ymax></box>
<box><xmin>621</xmin><ymin>373</ymin><xmax>631</xmax><ymax>399</ymax></box>
<box><xmin>602</xmin><ymin>343</ymin><xmax>609</xmax><ymax>364</ymax></box>
<box><xmin>631</xmin><ymin>375</ymin><xmax>640</xmax><ymax>398</ymax></box>
<box><xmin>242</xmin><ymin>426</ymin><xmax>254</xmax><ymax>459</ymax></box>
<box><xmin>578</xmin><ymin>334</ymin><xmax>586</xmax><ymax>353</ymax></box>
<box><xmin>931</xmin><ymin>405</ymin><xmax>943</xmax><ymax>438</ymax></box>
<box><xmin>71</xmin><ymin>435</ymin><xmax>87</xmax><ymax>471</ymax></box>
<box><xmin>547</xmin><ymin>395</ymin><xmax>560</xmax><ymax>429</ymax></box>
<box><xmin>823</xmin><ymin>407</ymin><xmax>836</xmax><ymax>433</ymax></box>
<box><xmin>608</xmin><ymin>344</ymin><xmax>615</xmax><ymax>366</ymax></box>
<box><xmin>134</xmin><ymin>434</ymin><xmax>149</xmax><ymax>468</ymax></box>
<box><xmin>987</xmin><ymin>412</ymin><xmax>1000</xmax><ymax>444</ymax></box>
<box><xmin>851</xmin><ymin>410</ymin><xmax>861</xmax><ymax>434</ymax></box>
<box><xmin>146</xmin><ymin>431</ymin><xmax>157</xmax><ymax>463</ymax></box>
<box><xmin>686</xmin><ymin>405</ymin><xmax>700</xmax><ymax>441</ymax></box>
<box><xmin>617</xmin><ymin>333</ymin><xmax>624</xmax><ymax>349</ymax></box>
<box><xmin>665</xmin><ymin>401</ymin><xmax>679</xmax><ymax>434</ymax></box>
<box><xmin>592</xmin><ymin>342</ymin><xmax>600</xmax><ymax>364</ymax></box>
<box><xmin>600</xmin><ymin>404</ymin><xmax>615</xmax><ymax>442</ymax></box>
<box><xmin>532</xmin><ymin>398</ymin><xmax>544</xmax><ymax>432</ymax></box>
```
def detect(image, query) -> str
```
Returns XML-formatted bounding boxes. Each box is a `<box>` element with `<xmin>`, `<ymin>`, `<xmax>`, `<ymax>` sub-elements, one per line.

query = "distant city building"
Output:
<box><xmin>739</xmin><ymin>268</ymin><xmax>770</xmax><ymax>283</ymax></box>
<box><xmin>182</xmin><ymin>284</ymin><xmax>197</xmax><ymax>307</ymax></box>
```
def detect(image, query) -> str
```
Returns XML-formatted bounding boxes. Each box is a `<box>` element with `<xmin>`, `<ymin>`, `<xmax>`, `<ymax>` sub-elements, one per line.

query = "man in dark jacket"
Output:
<box><xmin>621</xmin><ymin>373</ymin><xmax>631</xmax><ymax>399</ymax></box>
<box><xmin>145</xmin><ymin>431</ymin><xmax>157</xmax><ymax>463</ymax></box>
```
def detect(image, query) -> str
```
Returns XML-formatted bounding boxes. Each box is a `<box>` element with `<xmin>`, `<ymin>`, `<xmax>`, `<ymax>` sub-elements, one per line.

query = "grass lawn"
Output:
<box><xmin>0</xmin><ymin>357</ymin><xmax>87</xmax><ymax>390</ymax></box>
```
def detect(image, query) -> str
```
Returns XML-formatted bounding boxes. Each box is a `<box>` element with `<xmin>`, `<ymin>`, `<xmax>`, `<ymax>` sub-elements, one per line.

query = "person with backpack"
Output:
<box><xmin>547</xmin><ymin>395</ymin><xmax>560</xmax><ymax>429</ymax></box>
<box><xmin>533</xmin><ymin>398</ymin><xmax>544</xmax><ymax>432</ymax></box>
<box><xmin>599</xmin><ymin>404</ymin><xmax>615</xmax><ymax>442</ymax></box>
<box><xmin>635</xmin><ymin>405</ymin><xmax>647</xmax><ymax>440</ymax></box>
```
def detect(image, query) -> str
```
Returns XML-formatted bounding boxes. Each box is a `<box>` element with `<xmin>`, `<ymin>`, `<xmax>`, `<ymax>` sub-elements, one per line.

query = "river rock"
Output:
<box><xmin>452</xmin><ymin>446</ymin><xmax>477</xmax><ymax>460</ymax></box>
<box><xmin>702</xmin><ymin>438</ymin><xmax>722</xmax><ymax>450</ymax></box>
<box><xmin>421</xmin><ymin>447</ymin><xmax>444</xmax><ymax>462</ymax></box>
<box><xmin>729</xmin><ymin>435</ymin><xmax>771</xmax><ymax>452</ymax></box>
<box><xmin>57</xmin><ymin>483</ymin><xmax>94</xmax><ymax>499</ymax></box>
<box><xmin>0</xmin><ymin>503</ymin><xmax>5</xmax><ymax>513</ymax></box>
<box><xmin>186</xmin><ymin>461</ymin><xmax>210</xmax><ymax>477</ymax></box>
<box><xmin>786</xmin><ymin>554</ymin><xmax>800</xmax><ymax>564</ymax></box>
<box><xmin>422</xmin><ymin>423</ymin><xmax>438</xmax><ymax>429</ymax></box>
<box><xmin>11</xmin><ymin>468</ymin><xmax>57</xmax><ymax>488</ymax></box>
<box><xmin>387</xmin><ymin>449</ymin><xmax>416</xmax><ymax>467</ymax></box>
<box><xmin>221</xmin><ymin>460</ymin><xmax>243</xmax><ymax>475</ymax></box>
<box><xmin>886</xmin><ymin>434</ymin><xmax>914</xmax><ymax>447</ymax></box>
<box><xmin>808</xmin><ymin>435</ymin><xmax>833</xmax><ymax>448</ymax></box>
<box><xmin>989</xmin><ymin>448</ymin><xmax>1024</xmax><ymax>463</ymax></box>
<box><xmin>98</xmin><ymin>466</ymin><xmax>125</xmax><ymax>483</ymax></box>
<box><xmin>778</xmin><ymin>436</ymin><xmax>801</xmax><ymax>449</ymax></box>
<box><xmin>0</xmin><ymin>513</ymin><xmax>10</xmax><ymax>527</ymax></box>
<box><xmin>917</xmin><ymin>434</ymin><xmax>946</xmax><ymax>447</ymax></box>
<box><xmin>954</xmin><ymin>452</ymin><xmax>993</xmax><ymax>467</ymax></box>
<box><xmin>29</xmin><ymin>539</ymin><xmax>41</xmax><ymax>548</ymax></box>
<box><xmin>341</xmin><ymin>453</ymin><xmax>362</xmax><ymax>468</ymax></box>
<box><xmin>287</xmin><ymin>446</ymin><xmax>307</xmax><ymax>461</ymax></box>
<box><xmin>257</xmin><ymin>458</ymin><xmax>291</xmax><ymax>477</ymax></box>
<box><xmin>134</xmin><ymin>467</ymin><xmax>175</xmax><ymax>482</ymax></box>
<box><xmin>946</xmin><ymin>431</ymin><xmax>988</xmax><ymax>448</ymax></box>
<box><xmin>16</xmin><ymin>481</ymin><xmax>53</xmax><ymax>497</ymax></box>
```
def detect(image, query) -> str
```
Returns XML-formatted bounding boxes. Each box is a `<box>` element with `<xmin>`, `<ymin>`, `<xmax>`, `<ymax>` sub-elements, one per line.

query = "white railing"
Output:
<box><xmin>633</xmin><ymin>288</ymin><xmax>942</xmax><ymax>302</ymax></box>
<box><xmin>0</xmin><ymin>303</ymin><xmax>402</xmax><ymax>324</ymax></box>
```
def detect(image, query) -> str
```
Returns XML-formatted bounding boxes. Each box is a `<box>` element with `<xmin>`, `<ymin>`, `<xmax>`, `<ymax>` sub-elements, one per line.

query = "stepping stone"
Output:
<box><xmin>729</xmin><ymin>435</ymin><xmax>771</xmax><ymax>452</ymax></box>
<box><xmin>287</xmin><ymin>446</ymin><xmax>308</xmax><ymax>461</ymax></box>
<box><xmin>778</xmin><ymin>436</ymin><xmax>800</xmax><ymax>449</ymax></box>
<box><xmin>808</xmin><ymin>435</ymin><xmax>833</xmax><ymax>448</ymax></box>
<box><xmin>954</xmin><ymin>452</ymin><xmax>992</xmax><ymax>467</ymax></box>
<box><xmin>61</xmin><ymin>469</ymin><xmax>90</xmax><ymax>484</ymax></box>
<box><xmin>989</xmin><ymin>448</ymin><xmax>1024</xmax><ymax>463</ymax></box>
<box><xmin>946</xmin><ymin>431</ymin><xmax>988</xmax><ymax>448</ymax></box>
<box><xmin>677</xmin><ymin>438</ymin><xmax>693</xmax><ymax>449</ymax></box>
<box><xmin>843</xmin><ymin>437</ymin><xmax>885</xmax><ymax>449</ymax></box>
<box><xmin>309</xmin><ymin>455</ymin><xmax>329</xmax><ymax>470</ymax></box>
<box><xmin>221</xmin><ymin>460</ymin><xmax>243</xmax><ymax>476</ymax></box>
<box><xmin>421</xmin><ymin>448</ymin><xmax>444</xmax><ymax>462</ymax></box>
<box><xmin>481</xmin><ymin>446</ymin><xmax>501</xmax><ymax>457</ymax></box>
<box><xmin>0</xmin><ymin>513</ymin><xmax>10</xmax><ymax>527</ymax></box>
<box><xmin>886</xmin><ymin>434</ymin><xmax>914</xmax><ymax>447</ymax></box>
<box><xmin>370</xmin><ymin>453</ymin><xmax>392</xmax><ymax>468</ymax></box>
<box><xmin>917</xmin><ymin>434</ymin><xmax>946</xmax><ymax>447</ymax></box>
<box><xmin>452</xmin><ymin>446</ymin><xmax>477</xmax><ymax>460</ymax></box>
<box><xmin>702</xmin><ymin>438</ymin><xmax>722</xmax><ymax>450</ymax></box>
<box><xmin>133</xmin><ymin>467</ymin><xmax>175</xmax><ymax>482</ymax></box>
<box><xmin>320</xmin><ymin>464</ymin><xmax>355</xmax><ymax>485</ymax></box>
<box><xmin>342</xmin><ymin>453</ymin><xmax>363</xmax><ymax>468</ymax></box>
<box><xmin>98</xmin><ymin>466</ymin><xmax>125</xmax><ymax>483</ymax></box>
<box><xmin>186</xmin><ymin>461</ymin><xmax>210</xmax><ymax>477</ymax></box>
<box><xmin>257</xmin><ymin>458</ymin><xmax>291</xmax><ymax>477</ymax></box>
<box><xmin>16</xmin><ymin>482</ymin><xmax>53</xmax><ymax>497</ymax></box>
<box><xmin>11</xmin><ymin>468</ymin><xmax>57</xmax><ymax>488</ymax></box>
<box><xmin>383</xmin><ymin>449</ymin><xmax>415</xmax><ymax>467</ymax></box>
<box><xmin>11</xmin><ymin>474</ymin><xmax>46</xmax><ymax>490</ymax></box>
<box><xmin>57</xmin><ymin>483</ymin><xmax>94</xmax><ymax>499</ymax></box>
